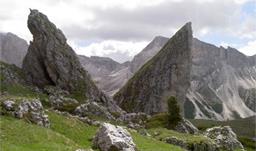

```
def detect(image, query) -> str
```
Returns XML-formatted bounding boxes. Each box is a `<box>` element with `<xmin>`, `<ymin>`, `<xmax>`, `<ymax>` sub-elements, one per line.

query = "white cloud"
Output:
<box><xmin>0</xmin><ymin>0</ymin><xmax>255</xmax><ymax>61</ymax></box>
<box><xmin>239</xmin><ymin>40</ymin><xmax>256</xmax><ymax>56</ymax></box>
<box><xmin>69</xmin><ymin>40</ymin><xmax>148</xmax><ymax>62</ymax></box>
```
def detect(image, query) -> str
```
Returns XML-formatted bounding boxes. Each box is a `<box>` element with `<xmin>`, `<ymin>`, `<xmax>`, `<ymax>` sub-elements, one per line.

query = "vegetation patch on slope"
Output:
<box><xmin>1</xmin><ymin>110</ymin><xmax>187</xmax><ymax>151</ymax></box>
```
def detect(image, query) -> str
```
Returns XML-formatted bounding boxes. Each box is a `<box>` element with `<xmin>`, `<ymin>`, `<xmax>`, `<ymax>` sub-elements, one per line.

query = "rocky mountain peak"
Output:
<box><xmin>22</xmin><ymin>9</ymin><xmax>105</xmax><ymax>102</ymax></box>
<box><xmin>114</xmin><ymin>22</ymin><xmax>193</xmax><ymax>114</ymax></box>
<box><xmin>129</xmin><ymin>36</ymin><xmax>169</xmax><ymax>73</ymax></box>
<box><xmin>27</xmin><ymin>9</ymin><xmax>66</xmax><ymax>43</ymax></box>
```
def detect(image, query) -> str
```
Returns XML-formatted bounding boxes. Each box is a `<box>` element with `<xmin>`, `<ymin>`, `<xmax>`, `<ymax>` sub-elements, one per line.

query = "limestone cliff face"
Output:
<box><xmin>79</xmin><ymin>36</ymin><xmax>168</xmax><ymax>97</ymax></box>
<box><xmin>114</xmin><ymin>22</ymin><xmax>192</xmax><ymax>114</ymax></box>
<box><xmin>0</xmin><ymin>33</ymin><xmax>28</xmax><ymax>67</ymax></box>
<box><xmin>185</xmin><ymin>39</ymin><xmax>256</xmax><ymax>120</ymax></box>
<box><xmin>129</xmin><ymin>36</ymin><xmax>169</xmax><ymax>73</ymax></box>
<box><xmin>22</xmin><ymin>9</ymin><xmax>104</xmax><ymax>102</ymax></box>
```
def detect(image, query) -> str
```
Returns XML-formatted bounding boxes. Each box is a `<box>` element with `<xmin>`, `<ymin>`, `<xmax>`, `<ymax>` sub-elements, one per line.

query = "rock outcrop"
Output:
<box><xmin>163</xmin><ymin>136</ymin><xmax>218</xmax><ymax>151</ymax></box>
<box><xmin>22</xmin><ymin>9</ymin><xmax>104</xmax><ymax>102</ymax></box>
<box><xmin>93</xmin><ymin>123</ymin><xmax>137</xmax><ymax>151</ymax></box>
<box><xmin>74</xmin><ymin>102</ymin><xmax>115</xmax><ymax>120</ymax></box>
<box><xmin>45</xmin><ymin>86</ymin><xmax>79</xmax><ymax>112</ymax></box>
<box><xmin>0</xmin><ymin>32</ymin><xmax>28</xmax><ymax>67</ymax></box>
<box><xmin>174</xmin><ymin>118</ymin><xmax>198</xmax><ymax>134</ymax></box>
<box><xmin>204</xmin><ymin>126</ymin><xmax>244</xmax><ymax>151</ymax></box>
<box><xmin>114</xmin><ymin>22</ymin><xmax>192</xmax><ymax>114</ymax></box>
<box><xmin>1</xmin><ymin>99</ymin><xmax>50</xmax><ymax>127</ymax></box>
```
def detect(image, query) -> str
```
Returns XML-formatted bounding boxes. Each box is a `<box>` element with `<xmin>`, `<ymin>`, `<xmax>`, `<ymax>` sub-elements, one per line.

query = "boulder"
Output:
<box><xmin>1</xmin><ymin>99</ymin><xmax>50</xmax><ymax>127</ymax></box>
<box><xmin>204</xmin><ymin>126</ymin><xmax>244</xmax><ymax>151</ymax></box>
<box><xmin>174</xmin><ymin>118</ymin><xmax>198</xmax><ymax>134</ymax></box>
<box><xmin>93</xmin><ymin>123</ymin><xmax>137</xmax><ymax>151</ymax></box>
<box><xmin>74</xmin><ymin>102</ymin><xmax>114</xmax><ymax>120</ymax></box>
<box><xmin>1</xmin><ymin>100</ymin><xmax>16</xmax><ymax>111</ymax></box>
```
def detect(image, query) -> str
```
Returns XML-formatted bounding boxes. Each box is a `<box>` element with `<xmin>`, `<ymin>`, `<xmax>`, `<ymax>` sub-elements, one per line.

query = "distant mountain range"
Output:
<box><xmin>0</xmin><ymin>32</ymin><xmax>28</xmax><ymax>67</ymax></box>
<box><xmin>0</xmin><ymin>25</ymin><xmax>255</xmax><ymax>120</ymax></box>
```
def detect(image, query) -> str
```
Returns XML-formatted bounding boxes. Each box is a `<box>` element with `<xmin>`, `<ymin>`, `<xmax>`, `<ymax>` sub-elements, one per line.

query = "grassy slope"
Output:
<box><xmin>147</xmin><ymin>128</ymin><xmax>214</xmax><ymax>144</ymax></box>
<box><xmin>0</xmin><ymin>112</ymin><xmax>184</xmax><ymax>151</ymax></box>
<box><xmin>0</xmin><ymin>116</ymin><xmax>79</xmax><ymax>151</ymax></box>
<box><xmin>146</xmin><ymin>113</ymin><xmax>256</xmax><ymax>151</ymax></box>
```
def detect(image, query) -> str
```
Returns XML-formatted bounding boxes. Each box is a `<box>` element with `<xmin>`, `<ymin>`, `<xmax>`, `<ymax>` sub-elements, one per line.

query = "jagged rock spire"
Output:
<box><xmin>22</xmin><ymin>9</ymin><xmax>104</xmax><ymax>102</ymax></box>
<box><xmin>114</xmin><ymin>22</ymin><xmax>193</xmax><ymax>115</ymax></box>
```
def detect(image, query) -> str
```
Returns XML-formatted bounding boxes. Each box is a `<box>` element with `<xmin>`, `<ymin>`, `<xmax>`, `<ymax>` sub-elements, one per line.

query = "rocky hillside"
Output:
<box><xmin>0</xmin><ymin>11</ymin><xmax>255</xmax><ymax>121</ymax></box>
<box><xmin>78</xmin><ymin>55</ymin><xmax>130</xmax><ymax>95</ymax></box>
<box><xmin>129</xmin><ymin>36</ymin><xmax>169</xmax><ymax>73</ymax></box>
<box><xmin>0</xmin><ymin>8</ymin><xmax>253</xmax><ymax>151</ymax></box>
<box><xmin>185</xmin><ymin>39</ymin><xmax>256</xmax><ymax>120</ymax></box>
<box><xmin>114</xmin><ymin>22</ymin><xmax>193</xmax><ymax>114</ymax></box>
<box><xmin>0</xmin><ymin>32</ymin><xmax>28</xmax><ymax>67</ymax></box>
<box><xmin>79</xmin><ymin>36</ymin><xmax>168</xmax><ymax>96</ymax></box>
<box><xmin>113</xmin><ymin>23</ymin><xmax>256</xmax><ymax>120</ymax></box>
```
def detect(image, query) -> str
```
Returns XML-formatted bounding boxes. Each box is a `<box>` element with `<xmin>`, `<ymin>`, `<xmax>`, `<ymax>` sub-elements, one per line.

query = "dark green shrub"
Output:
<box><xmin>167</xmin><ymin>96</ymin><xmax>182</xmax><ymax>129</ymax></box>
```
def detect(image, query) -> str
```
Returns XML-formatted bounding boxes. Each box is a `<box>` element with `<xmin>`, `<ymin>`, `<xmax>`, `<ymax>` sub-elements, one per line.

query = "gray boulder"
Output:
<box><xmin>15</xmin><ymin>100</ymin><xmax>50</xmax><ymax>127</ymax></box>
<box><xmin>1</xmin><ymin>99</ymin><xmax>50</xmax><ymax>127</ymax></box>
<box><xmin>174</xmin><ymin>118</ymin><xmax>198</xmax><ymax>134</ymax></box>
<box><xmin>204</xmin><ymin>126</ymin><xmax>244</xmax><ymax>151</ymax></box>
<box><xmin>93</xmin><ymin>123</ymin><xmax>137</xmax><ymax>151</ymax></box>
<box><xmin>1</xmin><ymin>100</ymin><xmax>16</xmax><ymax>111</ymax></box>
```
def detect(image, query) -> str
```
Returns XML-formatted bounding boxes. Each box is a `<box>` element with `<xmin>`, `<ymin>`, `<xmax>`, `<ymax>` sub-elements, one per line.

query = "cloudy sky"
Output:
<box><xmin>0</xmin><ymin>0</ymin><xmax>256</xmax><ymax>62</ymax></box>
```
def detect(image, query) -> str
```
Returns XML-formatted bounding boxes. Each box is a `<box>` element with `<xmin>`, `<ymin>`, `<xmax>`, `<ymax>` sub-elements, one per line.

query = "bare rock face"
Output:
<box><xmin>0</xmin><ymin>32</ymin><xmax>28</xmax><ymax>67</ymax></box>
<box><xmin>79</xmin><ymin>36</ymin><xmax>168</xmax><ymax>97</ymax></box>
<box><xmin>184</xmin><ymin>39</ymin><xmax>256</xmax><ymax>120</ymax></box>
<box><xmin>204</xmin><ymin>126</ymin><xmax>244</xmax><ymax>151</ymax></box>
<box><xmin>22</xmin><ymin>9</ymin><xmax>105</xmax><ymax>102</ymax></box>
<box><xmin>129</xmin><ymin>36</ymin><xmax>168</xmax><ymax>73</ymax></box>
<box><xmin>114</xmin><ymin>22</ymin><xmax>192</xmax><ymax>114</ymax></box>
<box><xmin>112</xmin><ymin>27</ymin><xmax>256</xmax><ymax>120</ymax></box>
<box><xmin>93</xmin><ymin>123</ymin><xmax>137</xmax><ymax>151</ymax></box>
